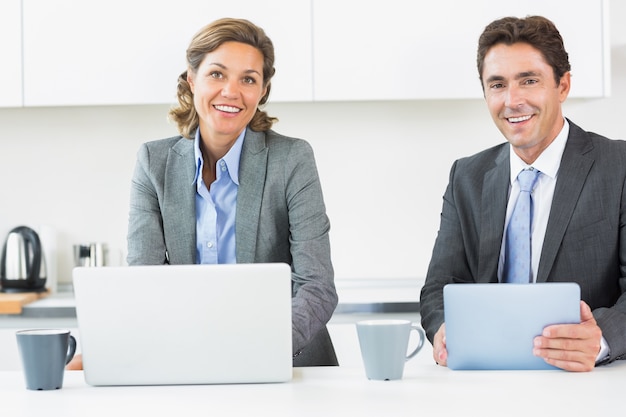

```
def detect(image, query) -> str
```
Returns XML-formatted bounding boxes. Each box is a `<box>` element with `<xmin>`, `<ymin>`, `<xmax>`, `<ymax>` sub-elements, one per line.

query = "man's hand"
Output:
<box><xmin>533</xmin><ymin>301</ymin><xmax>601</xmax><ymax>372</ymax></box>
<box><xmin>432</xmin><ymin>323</ymin><xmax>448</xmax><ymax>366</ymax></box>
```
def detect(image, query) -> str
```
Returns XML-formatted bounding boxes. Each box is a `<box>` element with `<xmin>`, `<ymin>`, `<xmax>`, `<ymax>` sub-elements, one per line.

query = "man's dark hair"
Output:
<box><xmin>477</xmin><ymin>15</ymin><xmax>571</xmax><ymax>87</ymax></box>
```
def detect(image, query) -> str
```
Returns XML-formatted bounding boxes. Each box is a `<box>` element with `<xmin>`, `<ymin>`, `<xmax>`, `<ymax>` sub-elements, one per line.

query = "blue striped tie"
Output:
<box><xmin>504</xmin><ymin>168</ymin><xmax>541</xmax><ymax>283</ymax></box>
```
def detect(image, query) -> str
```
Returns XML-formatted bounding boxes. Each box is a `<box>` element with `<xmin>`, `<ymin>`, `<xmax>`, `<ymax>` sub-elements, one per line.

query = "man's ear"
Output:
<box><xmin>558</xmin><ymin>71</ymin><xmax>571</xmax><ymax>102</ymax></box>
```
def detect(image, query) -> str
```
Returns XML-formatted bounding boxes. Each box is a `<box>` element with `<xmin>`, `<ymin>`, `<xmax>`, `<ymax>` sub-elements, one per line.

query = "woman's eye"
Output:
<box><xmin>209</xmin><ymin>71</ymin><xmax>223</xmax><ymax>79</ymax></box>
<box><xmin>243</xmin><ymin>76</ymin><xmax>256</xmax><ymax>84</ymax></box>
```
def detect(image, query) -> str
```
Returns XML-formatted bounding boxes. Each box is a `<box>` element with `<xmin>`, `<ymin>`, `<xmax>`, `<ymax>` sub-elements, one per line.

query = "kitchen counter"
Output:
<box><xmin>7</xmin><ymin>291</ymin><xmax>76</xmax><ymax>319</ymax></box>
<box><xmin>3</xmin><ymin>348</ymin><xmax>626</xmax><ymax>417</ymax></box>
<box><xmin>1</xmin><ymin>277</ymin><xmax>423</xmax><ymax>320</ymax></box>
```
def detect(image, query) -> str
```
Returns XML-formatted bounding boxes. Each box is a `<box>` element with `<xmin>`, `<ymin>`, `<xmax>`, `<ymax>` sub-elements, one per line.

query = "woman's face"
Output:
<box><xmin>187</xmin><ymin>41</ymin><xmax>267</xmax><ymax>146</ymax></box>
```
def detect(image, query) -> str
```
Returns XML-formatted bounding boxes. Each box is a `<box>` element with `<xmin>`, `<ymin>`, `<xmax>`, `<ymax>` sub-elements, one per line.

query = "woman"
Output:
<box><xmin>126</xmin><ymin>18</ymin><xmax>338</xmax><ymax>366</ymax></box>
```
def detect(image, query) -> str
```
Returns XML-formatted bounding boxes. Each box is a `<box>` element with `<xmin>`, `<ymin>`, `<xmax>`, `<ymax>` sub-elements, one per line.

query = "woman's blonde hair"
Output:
<box><xmin>169</xmin><ymin>18</ymin><xmax>278</xmax><ymax>138</ymax></box>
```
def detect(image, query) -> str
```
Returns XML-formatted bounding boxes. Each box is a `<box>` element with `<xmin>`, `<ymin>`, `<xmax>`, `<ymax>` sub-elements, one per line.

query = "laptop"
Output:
<box><xmin>443</xmin><ymin>282</ymin><xmax>580</xmax><ymax>370</ymax></box>
<box><xmin>72</xmin><ymin>263</ymin><xmax>293</xmax><ymax>386</ymax></box>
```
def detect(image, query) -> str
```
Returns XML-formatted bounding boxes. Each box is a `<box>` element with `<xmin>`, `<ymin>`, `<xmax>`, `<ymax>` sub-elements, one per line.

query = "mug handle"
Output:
<box><xmin>406</xmin><ymin>325</ymin><xmax>425</xmax><ymax>361</ymax></box>
<box><xmin>65</xmin><ymin>335</ymin><xmax>77</xmax><ymax>365</ymax></box>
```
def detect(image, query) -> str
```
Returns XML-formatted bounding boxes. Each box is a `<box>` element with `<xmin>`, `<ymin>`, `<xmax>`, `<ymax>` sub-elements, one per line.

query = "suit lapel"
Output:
<box><xmin>478</xmin><ymin>146</ymin><xmax>510</xmax><ymax>283</ymax></box>
<box><xmin>236</xmin><ymin>129</ymin><xmax>268</xmax><ymax>263</ymax></box>
<box><xmin>166</xmin><ymin>138</ymin><xmax>196</xmax><ymax>264</ymax></box>
<box><xmin>537</xmin><ymin>122</ymin><xmax>594</xmax><ymax>282</ymax></box>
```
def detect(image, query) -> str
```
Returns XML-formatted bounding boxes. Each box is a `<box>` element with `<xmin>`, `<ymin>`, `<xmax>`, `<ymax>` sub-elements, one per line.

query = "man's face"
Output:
<box><xmin>481</xmin><ymin>42</ymin><xmax>570</xmax><ymax>164</ymax></box>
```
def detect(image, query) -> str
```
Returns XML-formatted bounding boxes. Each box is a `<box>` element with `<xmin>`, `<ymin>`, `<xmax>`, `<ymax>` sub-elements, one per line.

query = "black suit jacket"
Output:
<box><xmin>420</xmin><ymin>120</ymin><xmax>626</xmax><ymax>363</ymax></box>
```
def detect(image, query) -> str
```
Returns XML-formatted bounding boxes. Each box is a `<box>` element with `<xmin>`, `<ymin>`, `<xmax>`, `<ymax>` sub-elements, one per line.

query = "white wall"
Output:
<box><xmin>1</xmin><ymin>1</ymin><xmax>625</xmax><ymax>286</ymax></box>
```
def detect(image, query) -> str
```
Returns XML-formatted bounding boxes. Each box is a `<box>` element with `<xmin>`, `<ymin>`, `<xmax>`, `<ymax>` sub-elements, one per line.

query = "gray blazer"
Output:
<box><xmin>127</xmin><ymin>128</ymin><xmax>338</xmax><ymax>366</ymax></box>
<box><xmin>420</xmin><ymin>120</ymin><xmax>626</xmax><ymax>364</ymax></box>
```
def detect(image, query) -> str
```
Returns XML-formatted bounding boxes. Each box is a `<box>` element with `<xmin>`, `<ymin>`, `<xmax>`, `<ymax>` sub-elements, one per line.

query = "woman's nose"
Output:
<box><xmin>221</xmin><ymin>79</ymin><xmax>239</xmax><ymax>98</ymax></box>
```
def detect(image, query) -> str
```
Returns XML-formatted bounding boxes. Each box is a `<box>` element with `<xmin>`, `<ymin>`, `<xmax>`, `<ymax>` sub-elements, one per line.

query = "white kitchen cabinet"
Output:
<box><xmin>312</xmin><ymin>0</ymin><xmax>609</xmax><ymax>101</ymax></box>
<box><xmin>0</xmin><ymin>0</ymin><xmax>22</xmax><ymax>107</ymax></box>
<box><xmin>18</xmin><ymin>0</ymin><xmax>610</xmax><ymax>106</ymax></box>
<box><xmin>22</xmin><ymin>0</ymin><xmax>312</xmax><ymax>106</ymax></box>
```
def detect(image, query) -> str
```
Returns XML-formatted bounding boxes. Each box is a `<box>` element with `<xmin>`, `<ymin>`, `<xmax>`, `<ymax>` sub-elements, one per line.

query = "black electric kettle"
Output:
<box><xmin>0</xmin><ymin>226</ymin><xmax>47</xmax><ymax>293</ymax></box>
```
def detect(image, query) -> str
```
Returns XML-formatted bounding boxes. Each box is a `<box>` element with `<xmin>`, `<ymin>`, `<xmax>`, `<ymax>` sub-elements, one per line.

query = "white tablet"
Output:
<box><xmin>444</xmin><ymin>282</ymin><xmax>580</xmax><ymax>370</ymax></box>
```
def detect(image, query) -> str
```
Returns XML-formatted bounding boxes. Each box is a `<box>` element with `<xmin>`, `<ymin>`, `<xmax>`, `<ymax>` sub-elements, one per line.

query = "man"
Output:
<box><xmin>419</xmin><ymin>15</ymin><xmax>626</xmax><ymax>372</ymax></box>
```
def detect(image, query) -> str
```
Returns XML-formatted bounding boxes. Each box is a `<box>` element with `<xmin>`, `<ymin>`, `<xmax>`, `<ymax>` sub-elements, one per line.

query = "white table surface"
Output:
<box><xmin>3</xmin><ymin>346</ymin><xmax>625</xmax><ymax>417</ymax></box>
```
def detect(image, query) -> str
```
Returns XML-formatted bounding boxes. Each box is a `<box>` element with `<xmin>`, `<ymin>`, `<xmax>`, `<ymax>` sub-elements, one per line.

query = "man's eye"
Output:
<box><xmin>490</xmin><ymin>83</ymin><xmax>504</xmax><ymax>89</ymax></box>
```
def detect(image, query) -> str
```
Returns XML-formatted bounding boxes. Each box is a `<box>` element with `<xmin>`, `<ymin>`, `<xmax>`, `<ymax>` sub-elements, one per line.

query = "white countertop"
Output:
<box><xmin>3</xmin><ymin>348</ymin><xmax>625</xmax><ymax>417</ymax></box>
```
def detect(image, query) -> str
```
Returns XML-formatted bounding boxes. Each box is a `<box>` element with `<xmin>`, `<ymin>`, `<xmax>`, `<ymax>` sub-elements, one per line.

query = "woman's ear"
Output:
<box><xmin>187</xmin><ymin>70</ymin><xmax>195</xmax><ymax>93</ymax></box>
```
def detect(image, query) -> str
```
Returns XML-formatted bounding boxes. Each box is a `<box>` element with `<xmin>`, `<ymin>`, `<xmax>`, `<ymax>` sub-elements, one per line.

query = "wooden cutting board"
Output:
<box><xmin>0</xmin><ymin>290</ymin><xmax>50</xmax><ymax>315</ymax></box>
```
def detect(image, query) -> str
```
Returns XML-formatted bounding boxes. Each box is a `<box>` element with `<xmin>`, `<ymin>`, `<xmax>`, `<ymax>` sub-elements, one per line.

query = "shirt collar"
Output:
<box><xmin>193</xmin><ymin>128</ymin><xmax>246</xmax><ymax>186</ymax></box>
<box><xmin>509</xmin><ymin>118</ymin><xmax>569</xmax><ymax>183</ymax></box>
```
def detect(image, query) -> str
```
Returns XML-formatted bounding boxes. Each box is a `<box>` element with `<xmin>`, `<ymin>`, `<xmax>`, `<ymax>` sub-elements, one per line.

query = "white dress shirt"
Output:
<box><xmin>498</xmin><ymin>120</ymin><xmax>569</xmax><ymax>283</ymax></box>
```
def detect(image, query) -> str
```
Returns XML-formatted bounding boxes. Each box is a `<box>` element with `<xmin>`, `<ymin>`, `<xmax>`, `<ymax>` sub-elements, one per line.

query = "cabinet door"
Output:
<box><xmin>312</xmin><ymin>0</ymin><xmax>608</xmax><ymax>101</ymax></box>
<box><xmin>0</xmin><ymin>0</ymin><xmax>22</xmax><ymax>107</ymax></box>
<box><xmin>22</xmin><ymin>0</ymin><xmax>312</xmax><ymax>106</ymax></box>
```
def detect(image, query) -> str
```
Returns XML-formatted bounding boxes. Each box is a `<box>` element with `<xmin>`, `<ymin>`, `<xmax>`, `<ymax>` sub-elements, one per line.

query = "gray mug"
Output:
<box><xmin>16</xmin><ymin>329</ymin><xmax>77</xmax><ymax>390</ymax></box>
<box><xmin>356</xmin><ymin>319</ymin><xmax>425</xmax><ymax>381</ymax></box>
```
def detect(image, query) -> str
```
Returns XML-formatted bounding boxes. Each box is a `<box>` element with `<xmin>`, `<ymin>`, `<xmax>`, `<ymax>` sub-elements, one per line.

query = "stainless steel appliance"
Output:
<box><xmin>73</xmin><ymin>243</ymin><xmax>107</xmax><ymax>267</ymax></box>
<box><xmin>0</xmin><ymin>226</ymin><xmax>47</xmax><ymax>293</ymax></box>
